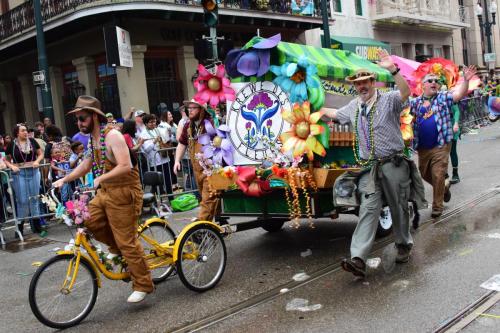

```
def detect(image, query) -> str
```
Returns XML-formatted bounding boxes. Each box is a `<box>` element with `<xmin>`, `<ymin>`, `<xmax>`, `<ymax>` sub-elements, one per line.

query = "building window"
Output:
<box><xmin>144</xmin><ymin>48</ymin><xmax>184</xmax><ymax>116</ymax></box>
<box><xmin>333</xmin><ymin>0</ymin><xmax>341</xmax><ymax>12</ymax></box>
<box><xmin>0</xmin><ymin>0</ymin><xmax>9</xmax><ymax>14</ymax></box>
<box><xmin>434</xmin><ymin>47</ymin><xmax>443</xmax><ymax>58</ymax></box>
<box><xmin>391</xmin><ymin>45</ymin><xmax>403</xmax><ymax>57</ymax></box>
<box><xmin>355</xmin><ymin>0</ymin><xmax>363</xmax><ymax>16</ymax></box>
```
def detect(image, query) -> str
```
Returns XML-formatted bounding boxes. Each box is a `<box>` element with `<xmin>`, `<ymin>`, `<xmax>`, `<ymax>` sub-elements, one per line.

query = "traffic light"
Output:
<box><xmin>202</xmin><ymin>0</ymin><xmax>218</xmax><ymax>27</ymax></box>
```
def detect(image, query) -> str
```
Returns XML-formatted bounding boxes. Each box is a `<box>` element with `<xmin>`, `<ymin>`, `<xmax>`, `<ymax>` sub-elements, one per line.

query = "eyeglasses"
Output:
<box><xmin>187</xmin><ymin>107</ymin><xmax>200</xmax><ymax>111</ymax></box>
<box><xmin>76</xmin><ymin>114</ymin><xmax>91</xmax><ymax>122</ymax></box>
<box><xmin>425</xmin><ymin>79</ymin><xmax>440</xmax><ymax>84</ymax></box>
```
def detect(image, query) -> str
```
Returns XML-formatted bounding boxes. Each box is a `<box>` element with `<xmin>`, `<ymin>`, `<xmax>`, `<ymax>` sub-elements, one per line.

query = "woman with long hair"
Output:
<box><xmin>3</xmin><ymin>124</ymin><xmax>45</xmax><ymax>236</ymax></box>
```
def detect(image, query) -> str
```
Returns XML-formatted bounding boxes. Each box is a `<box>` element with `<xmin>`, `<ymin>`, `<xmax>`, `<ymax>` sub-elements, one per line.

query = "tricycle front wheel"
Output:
<box><xmin>29</xmin><ymin>254</ymin><xmax>98</xmax><ymax>329</ymax></box>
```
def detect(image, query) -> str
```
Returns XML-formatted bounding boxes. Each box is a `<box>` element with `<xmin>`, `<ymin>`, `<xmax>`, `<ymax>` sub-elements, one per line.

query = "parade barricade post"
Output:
<box><xmin>136</xmin><ymin>147</ymin><xmax>199</xmax><ymax>201</ymax></box>
<box><xmin>0</xmin><ymin>163</ymin><xmax>57</xmax><ymax>243</ymax></box>
<box><xmin>458</xmin><ymin>95</ymin><xmax>490</xmax><ymax>132</ymax></box>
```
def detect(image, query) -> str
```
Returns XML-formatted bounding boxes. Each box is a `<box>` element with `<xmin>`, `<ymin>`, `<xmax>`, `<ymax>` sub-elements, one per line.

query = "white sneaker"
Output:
<box><xmin>127</xmin><ymin>291</ymin><xmax>147</xmax><ymax>303</ymax></box>
<box><xmin>106</xmin><ymin>253</ymin><xmax>119</xmax><ymax>260</ymax></box>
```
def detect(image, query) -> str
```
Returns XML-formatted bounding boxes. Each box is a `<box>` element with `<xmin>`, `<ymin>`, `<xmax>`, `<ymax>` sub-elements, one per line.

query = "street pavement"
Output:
<box><xmin>1</xmin><ymin>123</ymin><xmax>500</xmax><ymax>333</ymax></box>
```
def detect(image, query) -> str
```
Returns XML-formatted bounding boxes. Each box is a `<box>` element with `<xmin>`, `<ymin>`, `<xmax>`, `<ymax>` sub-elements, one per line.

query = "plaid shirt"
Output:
<box><xmin>409</xmin><ymin>92</ymin><xmax>454</xmax><ymax>150</ymax></box>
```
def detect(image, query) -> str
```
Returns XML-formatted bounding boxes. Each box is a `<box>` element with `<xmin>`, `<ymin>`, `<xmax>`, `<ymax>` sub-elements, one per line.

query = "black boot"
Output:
<box><xmin>450</xmin><ymin>167</ymin><xmax>460</xmax><ymax>184</ymax></box>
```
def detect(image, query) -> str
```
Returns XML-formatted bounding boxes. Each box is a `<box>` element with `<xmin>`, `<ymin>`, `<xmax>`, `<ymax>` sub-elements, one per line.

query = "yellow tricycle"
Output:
<box><xmin>28</xmin><ymin>189</ymin><xmax>226</xmax><ymax>329</ymax></box>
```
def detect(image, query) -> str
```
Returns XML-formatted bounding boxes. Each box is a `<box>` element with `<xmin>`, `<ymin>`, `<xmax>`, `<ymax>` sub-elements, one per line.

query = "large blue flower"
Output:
<box><xmin>270</xmin><ymin>57</ymin><xmax>320</xmax><ymax>104</ymax></box>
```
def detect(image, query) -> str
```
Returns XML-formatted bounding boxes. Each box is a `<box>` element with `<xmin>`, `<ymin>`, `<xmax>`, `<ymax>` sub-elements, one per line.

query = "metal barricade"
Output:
<box><xmin>136</xmin><ymin>147</ymin><xmax>199</xmax><ymax>201</ymax></box>
<box><xmin>458</xmin><ymin>95</ymin><xmax>490</xmax><ymax>133</ymax></box>
<box><xmin>0</xmin><ymin>163</ymin><xmax>57</xmax><ymax>244</ymax></box>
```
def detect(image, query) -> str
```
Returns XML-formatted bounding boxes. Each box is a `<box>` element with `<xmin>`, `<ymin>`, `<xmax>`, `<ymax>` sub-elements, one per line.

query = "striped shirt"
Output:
<box><xmin>336</xmin><ymin>90</ymin><xmax>405</xmax><ymax>160</ymax></box>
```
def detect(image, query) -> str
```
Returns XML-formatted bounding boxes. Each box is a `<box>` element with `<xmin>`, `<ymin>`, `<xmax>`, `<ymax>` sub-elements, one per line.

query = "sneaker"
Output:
<box><xmin>450</xmin><ymin>174</ymin><xmax>460</xmax><ymax>184</ymax></box>
<box><xmin>341</xmin><ymin>257</ymin><xmax>366</xmax><ymax>278</ymax></box>
<box><xmin>395</xmin><ymin>244</ymin><xmax>412</xmax><ymax>263</ymax></box>
<box><xmin>444</xmin><ymin>179</ymin><xmax>451</xmax><ymax>203</ymax></box>
<box><xmin>127</xmin><ymin>291</ymin><xmax>147</xmax><ymax>303</ymax></box>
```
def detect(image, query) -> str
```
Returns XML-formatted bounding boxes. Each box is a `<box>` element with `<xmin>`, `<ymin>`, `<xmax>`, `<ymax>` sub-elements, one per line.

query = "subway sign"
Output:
<box><xmin>355</xmin><ymin>45</ymin><xmax>382</xmax><ymax>61</ymax></box>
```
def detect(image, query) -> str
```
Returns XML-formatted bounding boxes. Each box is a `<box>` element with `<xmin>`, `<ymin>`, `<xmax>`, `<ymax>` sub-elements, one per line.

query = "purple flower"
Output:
<box><xmin>266</xmin><ymin>119</ymin><xmax>273</xmax><ymax>127</ymax></box>
<box><xmin>247</xmin><ymin>92</ymin><xmax>273</xmax><ymax>110</ymax></box>
<box><xmin>198</xmin><ymin>120</ymin><xmax>234</xmax><ymax>166</ymax></box>
<box><xmin>225</xmin><ymin>34</ymin><xmax>281</xmax><ymax>78</ymax></box>
<box><xmin>246</xmin><ymin>122</ymin><xmax>252</xmax><ymax>130</ymax></box>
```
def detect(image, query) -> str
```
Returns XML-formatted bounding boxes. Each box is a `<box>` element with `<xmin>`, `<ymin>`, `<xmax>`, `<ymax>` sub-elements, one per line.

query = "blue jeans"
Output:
<box><xmin>60</xmin><ymin>182</ymin><xmax>73</xmax><ymax>203</ymax></box>
<box><xmin>11</xmin><ymin>168</ymin><xmax>41</xmax><ymax>219</ymax></box>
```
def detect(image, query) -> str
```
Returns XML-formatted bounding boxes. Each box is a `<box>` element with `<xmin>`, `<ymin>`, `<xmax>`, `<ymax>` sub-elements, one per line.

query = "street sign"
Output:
<box><xmin>484</xmin><ymin>53</ymin><xmax>496</xmax><ymax>63</ymax></box>
<box><xmin>103</xmin><ymin>25</ymin><xmax>133</xmax><ymax>68</ymax></box>
<box><xmin>32</xmin><ymin>70</ymin><xmax>46</xmax><ymax>85</ymax></box>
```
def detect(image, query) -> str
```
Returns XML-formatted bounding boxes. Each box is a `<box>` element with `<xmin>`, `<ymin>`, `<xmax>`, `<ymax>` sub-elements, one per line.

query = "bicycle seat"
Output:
<box><xmin>143</xmin><ymin>171</ymin><xmax>164</xmax><ymax>187</ymax></box>
<box><xmin>143</xmin><ymin>193</ymin><xmax>156</xmax><ymax>206</ymax></box>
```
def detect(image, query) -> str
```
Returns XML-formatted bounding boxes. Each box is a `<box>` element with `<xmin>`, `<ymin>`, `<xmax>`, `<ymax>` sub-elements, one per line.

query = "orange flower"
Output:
<box><xmin>280</xmin><ymin>101</ymin><xmax>326</xmax><ymax>160</ymax></box>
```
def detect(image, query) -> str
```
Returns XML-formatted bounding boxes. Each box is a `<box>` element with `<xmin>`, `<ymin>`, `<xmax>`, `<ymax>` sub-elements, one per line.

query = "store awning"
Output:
<box><xmin>330</xmin><ymin>36</ymin><xmax>390</xmax><ymax>61</ymax></box>
<box><xmin>276</xmin><ymin>41</ymin><xmax>393</xmax><ymax>82</ymax></box>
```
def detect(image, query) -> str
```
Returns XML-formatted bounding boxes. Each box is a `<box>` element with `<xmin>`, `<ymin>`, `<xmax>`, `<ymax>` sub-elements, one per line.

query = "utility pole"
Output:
<box><xmin>321</xmin><ymin>0</ymin><xmax>331</xmax><ymax>48</ymax></box>
<box><xmin>33</xmin><ymin>0</ymin><xmax>54</xmax><ymax>121</ymax></box>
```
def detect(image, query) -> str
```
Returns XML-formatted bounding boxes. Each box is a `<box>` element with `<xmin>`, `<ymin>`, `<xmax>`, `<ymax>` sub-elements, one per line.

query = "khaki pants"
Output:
<box><xmin>417</xmin><ymin>143</ymin><xmax>451</xmax><ymax>213</ymax></box>
<box><xmin>351</xmin><ymin>161</ymin><xmax>412</xmax><ymax>261</ymax></box>
<box><xmin>87</xmin><ymin>182</ymin><xmax>154</xmax><ymax>293</ymax></box>
<box><xmin>190</xmin><ymin>143</ymin><xmax>219</xmax><ymax>221</ymax></box>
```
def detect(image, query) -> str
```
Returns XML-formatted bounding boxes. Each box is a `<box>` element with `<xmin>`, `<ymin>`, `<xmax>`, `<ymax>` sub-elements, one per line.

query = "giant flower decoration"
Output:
<box><xmin>413</xmin><ymin>58</ymin><xmax>459</xmax><ymax>96</ymax></box>
<box><xmin>225</xmin><ymin>34</ymin><xmax>281</xmax><ymax>78</ymax></box>
<box><xmin>400</xmin><ymin>107</ymin><xmax>414</xmax><ymax>143</ymax></box>
<box><xmin>280</xmin><ymin>101</ymin><xmax>326</xmax><ymax>160</ymax></box>
<box><xmin>270</xmin><ymin>57</ymin><xmax>323</xmax><ymax>109</ymax></box>
<box><xmin>194</xmin><ymin>64</ymin><xmax>235</xmax><ymax>108</ymax></box>
<box><xmin>198</xmin><ymin>120</ymin><xmax>234</xmax><ymax>166</ymax></box>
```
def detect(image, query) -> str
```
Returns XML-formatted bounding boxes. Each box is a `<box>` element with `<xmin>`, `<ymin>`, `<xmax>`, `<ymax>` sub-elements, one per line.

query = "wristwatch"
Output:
<box><xmin>390</xmin><ymin>65</ymin><xmax>400</xmax><ymax>76</ymax></box>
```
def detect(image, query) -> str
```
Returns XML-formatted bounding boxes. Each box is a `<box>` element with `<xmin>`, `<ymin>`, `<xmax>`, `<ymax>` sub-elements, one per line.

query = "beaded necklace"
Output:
<box><xmin>89</xmin><ymin>125</ymin><xmax>107</xmax><ymax>177</ymax></box>
<box><xmin>353</xmin><ymin>93</ymin><xmax>379</xmax><ymax>167</ymax></box>
<box><xmin>13</xmin><ymin>138</ymin><xmax>34</xmax><ymax>164</ymax></box>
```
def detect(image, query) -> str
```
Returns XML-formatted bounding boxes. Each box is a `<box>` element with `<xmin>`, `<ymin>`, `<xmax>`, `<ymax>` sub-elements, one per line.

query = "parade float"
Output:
<box><xmin>192</xmin><ymin>34</ymin><xmax>409</xmax><ymax>234</ymax></box>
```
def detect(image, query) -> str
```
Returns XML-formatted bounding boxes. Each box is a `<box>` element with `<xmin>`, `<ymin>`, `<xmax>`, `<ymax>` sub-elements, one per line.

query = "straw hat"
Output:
<box><xmin>183</xmin><ymin>99</ymin><xmax>207</xmax><ymax>110</ymax></box>
<box><xmin>346</xmin><ymin>68</ymin><xmax>377</xmax><ymax>83</ymax></box>
<box><xmin>67</xmin><ymin>95</ymin><xmax>106</xmax><ymax>118</ymax></box>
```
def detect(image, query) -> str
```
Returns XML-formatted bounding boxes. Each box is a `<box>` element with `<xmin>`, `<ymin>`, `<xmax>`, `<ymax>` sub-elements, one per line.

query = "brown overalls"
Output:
<box><xmin>188</xmin><ymin>126</ymin><xmax>219</xmax><ymax>221</ymax></box>
<box><xmin>86</xmin><ymin>130</ymin><xmax>154</xmax><ymax>293</ymax></box>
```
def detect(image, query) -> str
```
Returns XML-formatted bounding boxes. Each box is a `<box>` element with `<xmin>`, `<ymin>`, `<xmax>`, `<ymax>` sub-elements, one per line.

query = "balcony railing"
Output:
<box><xmin>374</xmin><ymin>0</ymin><xmax>469</xmax><ymax>27</ymax></box>
<box><xmin>0</xmin><ymin>0</ymin><xmax>330</xmax><ymax>44</ymax></box>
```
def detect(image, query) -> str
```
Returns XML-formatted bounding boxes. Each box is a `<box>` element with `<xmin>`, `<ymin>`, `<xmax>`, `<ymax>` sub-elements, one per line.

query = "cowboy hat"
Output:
<box><xmin>183</xmin><ymin>99</ymin><xmax>207</xmax><ymax>110</ymax></box>
<box><xmin>67</xmin><ymin>95</ymin><xmax>106</xmax><ymax>118</ymax></box>
<box><xmin>346</xmin><ymin>69</ymin><xmax>377</xmax><ymax>83</ymax></box>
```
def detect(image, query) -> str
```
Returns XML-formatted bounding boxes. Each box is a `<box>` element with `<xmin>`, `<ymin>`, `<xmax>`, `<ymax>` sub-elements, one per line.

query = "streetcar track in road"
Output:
<box><xmin>170</xmin><ymin>187</ymin><xmax>500</xmax><ymax>333</ymax></box>
<box><xmin>432</xmin><ymin>291</ymin><xmax>500</xmax><ymax>333</ymax></box>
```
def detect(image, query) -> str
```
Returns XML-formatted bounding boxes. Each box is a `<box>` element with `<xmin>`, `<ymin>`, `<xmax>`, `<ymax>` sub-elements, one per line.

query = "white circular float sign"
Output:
<box><xmin>227</xmin><ymin>81</ymin><xmax>292</xmax><ymax>165</ymax></box>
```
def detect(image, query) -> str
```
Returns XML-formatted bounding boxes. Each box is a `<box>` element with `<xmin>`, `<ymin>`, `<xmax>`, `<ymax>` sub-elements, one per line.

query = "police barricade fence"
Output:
<box><xmin>136</xmin><ymin>146</ymin><xmax>199</xmax><ymax>201</ymax></box>
<box><xmin>0</xmin><ymin>163</ymin><xmax>53</xmax><ymax>244</ymax></box>
<box><xmin>458</xmin><ymin>95</ymin><xmax>490</xmax><ymax>133</ymax></box>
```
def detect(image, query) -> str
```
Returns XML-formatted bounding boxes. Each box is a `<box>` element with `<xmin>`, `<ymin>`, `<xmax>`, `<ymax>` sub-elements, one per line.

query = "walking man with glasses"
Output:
<box><xmin>409</xmin><ymin>65</ymin><xmax>477</xmax><ymax>218</ymax></box>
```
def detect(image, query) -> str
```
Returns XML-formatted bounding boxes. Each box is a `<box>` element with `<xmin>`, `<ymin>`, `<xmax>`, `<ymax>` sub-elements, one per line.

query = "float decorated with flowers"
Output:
<box><xmin>193</xmin><ymin>34</ymin><xmax>395</xmax><ymax>229</ymax></box>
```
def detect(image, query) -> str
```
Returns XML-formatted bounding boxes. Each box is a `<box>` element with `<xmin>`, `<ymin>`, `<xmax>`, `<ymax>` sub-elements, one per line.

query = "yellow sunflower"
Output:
<box><xmin>280</xmin><ymin>101</ymin><xmax>326</xmax><ymax>160</ymax></box>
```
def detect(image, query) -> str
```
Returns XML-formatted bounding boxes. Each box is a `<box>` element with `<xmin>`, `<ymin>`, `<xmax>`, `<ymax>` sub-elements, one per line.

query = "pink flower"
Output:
<box><xmin>194</xmin><ymin>64</ymin><xmax>236</xmax><ymax>108</ymax></box>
